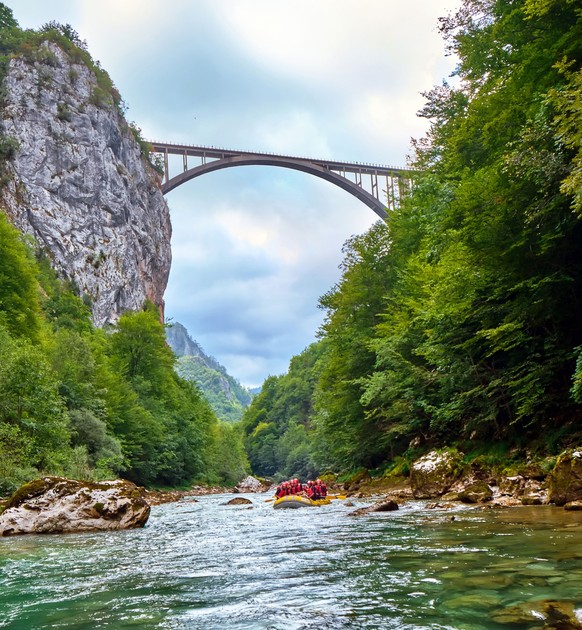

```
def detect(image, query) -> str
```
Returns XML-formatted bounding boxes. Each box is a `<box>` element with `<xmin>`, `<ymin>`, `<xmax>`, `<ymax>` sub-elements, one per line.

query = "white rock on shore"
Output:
<box><xmin>0</xmin><ymin>476</ymin><xmax>151</xmax><ymax>536</ymax></box>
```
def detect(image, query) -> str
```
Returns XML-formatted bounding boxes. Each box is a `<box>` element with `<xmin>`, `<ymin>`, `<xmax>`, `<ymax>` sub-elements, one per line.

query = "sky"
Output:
<box><xmin>8</xmin><ymin>0</ymin><xmax>461</xmax><ymax>387</ymax></box>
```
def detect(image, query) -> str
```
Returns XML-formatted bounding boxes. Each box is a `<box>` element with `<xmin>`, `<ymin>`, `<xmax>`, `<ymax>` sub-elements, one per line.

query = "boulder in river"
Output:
<box><xmin>0</xmin><ymin>476</ymin><xmax>150</xmax><ymax>536</ymax></box>
<box><xmin>547</xmin><ymin>447</ymin><xmax>582</xmax><ymax>506</ymax></box>
<box><xmin>490</xmin><ymin>598</ymin><xmax>582</xmax><ymax>628</ymax></box>
<box><xmin>233</xmin><ymin>476</ymin><xmax>269</xmax><ymax>493</ymax></box>
<box><xmin>410</xmin><ymin>449</ymin><xmax>464</xmax><ymax>499</ymax></box>
<box><xmin>348</xmin><ymin>499</ymin><xmax>399</xmax><ymax>516</ymax></box>
<box><xmin>224</xmin><ymin>497</ymin><xmax>253</xmax><ymax>506</ymax></box>
<box><xmin>458</xmin><ymin>481</ymin><xmax>493</xmax><ymax>504</ymax></box>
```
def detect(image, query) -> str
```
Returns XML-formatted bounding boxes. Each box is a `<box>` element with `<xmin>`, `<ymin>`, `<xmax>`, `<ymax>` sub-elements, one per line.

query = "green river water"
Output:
<box><xmin>0</xmin><ymin>494</ymin><xmax>581</xmax><ymax>629</ymax></box>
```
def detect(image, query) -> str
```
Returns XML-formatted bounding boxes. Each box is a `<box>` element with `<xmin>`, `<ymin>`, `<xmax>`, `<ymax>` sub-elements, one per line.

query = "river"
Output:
<box><xmin>1</xmin><ymin>494</ymin><xmax>581</xmax><ymax>629</ymax></box>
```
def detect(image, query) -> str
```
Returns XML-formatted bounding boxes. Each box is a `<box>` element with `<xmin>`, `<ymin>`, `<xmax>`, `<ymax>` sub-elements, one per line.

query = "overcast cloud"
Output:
<box><xmin>8</xmin><ymin>0</ymin><xmax>461</xmax><ymax>387</ymax></box>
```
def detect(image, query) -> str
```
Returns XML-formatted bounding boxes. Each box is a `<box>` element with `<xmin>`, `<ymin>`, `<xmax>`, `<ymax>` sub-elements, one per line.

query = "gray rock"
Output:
<box><xmin>348</xmin><ymin>500</ymin><xmax>399</xmax><ymax>516</ymax></box>
<box><xmin>410</xmin><ymin>449</ymin><xmax>464</xmax><ymax>499</ymax></box>
<box><xmin>0</xmin><ymin>41</ymin><xmax>171</xmax><ymax>326</ymax></box>
<box><xmin>547</xmin><ymin>448</ymin><xmax>582</xmax><ymax>506</ymax></box>
<box><xmin>234</xmin><ymin>476</ymin><xmax>269</xmax><ymax>493</ymax></box>
<box><xmin>0</xmin><ymin>476</ymin><xmax>150</xmax><ymax>535</ymax></box>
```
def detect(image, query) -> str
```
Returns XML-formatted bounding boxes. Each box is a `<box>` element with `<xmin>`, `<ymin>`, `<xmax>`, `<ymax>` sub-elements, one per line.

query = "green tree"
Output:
<box><xmin>0</xmin><ymin>212</ymin><xmax>41</xmax><ymax>341</ymax></box>
<box><xmin>313</xmin><ymin>222</ymin><xmax>395</xmax><ymax>470</ymax></box>
<box><xmin>0</xmin><ymin>3</ymin><xmax>17</xmax><ymax>30</ymax></box>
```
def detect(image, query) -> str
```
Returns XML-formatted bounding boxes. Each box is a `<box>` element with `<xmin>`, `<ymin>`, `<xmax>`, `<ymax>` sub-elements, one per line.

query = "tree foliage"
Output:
<box><xmin>241</xmin><ymin>0</ymin><xmax>582</xmax><ymax>479</ymax></box>
<box><xmin>240</xmin><ymin>343</ymin><xmax>325</xmax><ymax>479</ymax></box>
<box><xmin>0</xmin><ymin>211</ymin><xmax>248</xmax><ymax>493</ymax></box>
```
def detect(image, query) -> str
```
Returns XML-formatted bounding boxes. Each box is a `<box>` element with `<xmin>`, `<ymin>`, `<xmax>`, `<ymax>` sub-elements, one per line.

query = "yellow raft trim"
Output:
<box><xmin>273</xmin><ymin>495</ymin><xmax>331</xmax><ymax>509</ymax></box>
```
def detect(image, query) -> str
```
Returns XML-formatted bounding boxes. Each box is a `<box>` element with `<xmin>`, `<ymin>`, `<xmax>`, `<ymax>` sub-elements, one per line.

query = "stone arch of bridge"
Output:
<box><xmin>160</xmin><ymin>155</ymin><xmax>389</xmax><ymax>220</ymax></box>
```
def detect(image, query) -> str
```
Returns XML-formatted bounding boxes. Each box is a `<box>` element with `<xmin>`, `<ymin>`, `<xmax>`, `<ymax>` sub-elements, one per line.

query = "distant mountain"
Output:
<box><xmin>166</xmin><ymin>322</ymin><xmax>252</xmax><ymax>422</ymax></box>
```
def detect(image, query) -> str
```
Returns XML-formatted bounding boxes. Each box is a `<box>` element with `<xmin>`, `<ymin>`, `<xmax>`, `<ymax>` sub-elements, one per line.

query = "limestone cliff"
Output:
<box><xmin>0</xmin><ymin>40</ymin><xmax>171</xmax><ymax>325</ymax></box>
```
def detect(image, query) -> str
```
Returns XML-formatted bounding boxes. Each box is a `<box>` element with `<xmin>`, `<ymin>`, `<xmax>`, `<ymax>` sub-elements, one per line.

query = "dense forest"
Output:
<box><xmin>0</xmin><ymin>212</ymin><xmax>249</xmax><ymax>494</ymax></box>
<box><xmin>0</xmin><ymin>7</ymin><xmax>249</xmax><ymax>494</ymax></box>
<box><xmin>242</xmin><ymin>0</ymin><xmax>582</xmax><ymax>480</ymax></box>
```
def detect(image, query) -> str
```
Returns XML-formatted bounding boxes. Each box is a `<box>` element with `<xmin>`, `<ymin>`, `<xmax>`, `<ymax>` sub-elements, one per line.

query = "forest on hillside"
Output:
<box><xmin>0</xmin><ymin>212</ymin><xmax>249</xmax><ymax>494</ymax></box>
<box><xmin>241</xmin><ymin>0</ymin><xmax>582</xmax><ymax>480</ymax></box>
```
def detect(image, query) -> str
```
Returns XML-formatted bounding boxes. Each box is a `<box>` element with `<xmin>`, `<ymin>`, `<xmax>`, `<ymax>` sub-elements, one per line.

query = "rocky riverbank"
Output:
<box><xmin>337</xmin><ymin>446</ymin><xmax>582</xmax><ymax>511</ymax></box>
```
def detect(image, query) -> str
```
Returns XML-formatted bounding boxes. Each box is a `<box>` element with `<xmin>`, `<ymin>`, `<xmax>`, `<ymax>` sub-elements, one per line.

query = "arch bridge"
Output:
<box><xmin>149</xmin><ymin>141</ymin><xmax>416</xmax><ymax>220</ymax></box>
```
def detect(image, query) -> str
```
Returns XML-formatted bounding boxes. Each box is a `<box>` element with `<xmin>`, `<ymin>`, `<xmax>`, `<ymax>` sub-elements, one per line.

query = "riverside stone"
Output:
<box><xmin>234</xmin><ymin>476</ymin><xmax>269</xmax><ymax>493</ymax></box>
<box><xmin>347</xmin><ymin>499</ymin><xmax>399</xmax><ymax>516</ymax></box>
<box><xmin>547</xmin><ymin>448</ymin><xmax>582</xmax><ymax>506</ymax></box>
<box><xmin>0</xmin><ymin>476</ymin><xmax>150</xmax><ymax>535</ymax></box>
<box><xmin>458</xmin><ymin>481</ymin><xmax>493</xmax><ymax>504</ymax></box>
<box><xmin>0</xmin><ymin>41</ymin><xmax>171</xmax><ymax>326</ymax></box>
<box><xmin>410</xmin><ymin>449</ymin><xmax>464</xmax><ymax>499</ymax></box>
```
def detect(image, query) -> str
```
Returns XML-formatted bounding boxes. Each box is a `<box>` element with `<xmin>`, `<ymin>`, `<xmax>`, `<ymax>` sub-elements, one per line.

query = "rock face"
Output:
<box><xmin>0</xmin><ymin>476</ymin><xmax>150</xmax><ymax>535</ymax></box>
<box><xmin>0</xmin><ymin>41</ymin><xmax>171</xmax><ymax>326</ymax></box>
<box><xmin>168</xmin><ymin>322</ymin><xmax>253</xmax><ymax>423</ymax></box>
<box><xmin>410</xmin><ymin>449</ymin><xmax>463</xmax><ymax>499</ymax></box>
<box><xmin>547</xmin><ymin>448</ymin><xmax>582</xmax><ymax>506</ymax></box>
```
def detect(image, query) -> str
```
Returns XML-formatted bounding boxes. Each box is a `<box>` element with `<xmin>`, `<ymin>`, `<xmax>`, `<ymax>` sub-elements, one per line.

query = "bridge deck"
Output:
<box><xmin>148</xmin><ymin>141</ymin><xmax>414</xmax><ymax>178</ymax></box>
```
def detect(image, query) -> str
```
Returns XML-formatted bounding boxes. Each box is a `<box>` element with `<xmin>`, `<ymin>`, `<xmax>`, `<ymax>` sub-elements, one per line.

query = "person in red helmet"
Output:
<box><xmin>312</xmin><ymin>479</ymin><xmax>322</xmax><ymax>500</ymax></box>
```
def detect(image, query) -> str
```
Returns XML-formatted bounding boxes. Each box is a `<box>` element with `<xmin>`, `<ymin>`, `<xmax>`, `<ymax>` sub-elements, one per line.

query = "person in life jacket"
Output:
<box><xmin>319</xmin><ymin>479</ymin><xmax>328</xmax><ymax>497</ymax></box>
<box><xmin>312</xmin><ymin>480</ymin><xmax>322</xmax><ymax>500</ymax></box>
<box><xmin>275</xmin><ymin>484</ymin><xmax>285</xmax><ymax>498</ymax></box>
<box><xmin>305</xmin><ymin>480</ymin><xmax>315</xmax><ymax>499</ymax></box>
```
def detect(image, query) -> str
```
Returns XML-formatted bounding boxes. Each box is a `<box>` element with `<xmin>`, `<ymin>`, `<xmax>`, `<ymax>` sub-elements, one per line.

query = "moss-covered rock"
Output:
<box><xmin>547</xmin><ymin>448</ymin><xmax>582</xmax><ymax>506</ymax></box>
<box><xmin>410</xmin><ymin>449</ymin><xmax>464</xmax><ymax>499</ymax></box>
<box><xmin>458</xmin><ymin>482</ymin><xmax>493</xmax><ymax>504</ymax></box>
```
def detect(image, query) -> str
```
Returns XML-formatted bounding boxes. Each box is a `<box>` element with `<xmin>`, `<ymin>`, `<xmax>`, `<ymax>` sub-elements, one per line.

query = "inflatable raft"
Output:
<box><xmin>273</xmin><ymin>495</ymin><xmax>331</xmax><ymax>509</ymax></box>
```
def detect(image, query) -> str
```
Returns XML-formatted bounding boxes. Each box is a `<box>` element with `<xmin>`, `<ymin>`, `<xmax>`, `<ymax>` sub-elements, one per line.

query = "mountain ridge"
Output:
<box><xmin>166</xmin><ymin>322</ymin><xmax>252</xmax><ymax>423</ymax></box>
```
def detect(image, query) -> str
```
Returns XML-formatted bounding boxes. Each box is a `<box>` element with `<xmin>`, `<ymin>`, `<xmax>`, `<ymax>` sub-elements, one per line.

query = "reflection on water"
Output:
<box><xmin>0</xmin><ymin>496</ymin><xmax>581</xmax><ymax>629</ymax></box>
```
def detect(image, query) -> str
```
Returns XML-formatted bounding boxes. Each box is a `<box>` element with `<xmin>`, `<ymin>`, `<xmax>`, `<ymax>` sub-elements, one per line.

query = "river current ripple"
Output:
<box><xmin>1</xmin><ymin>494</ymin><xmax>581</xmax><ymax>629</ymax></box>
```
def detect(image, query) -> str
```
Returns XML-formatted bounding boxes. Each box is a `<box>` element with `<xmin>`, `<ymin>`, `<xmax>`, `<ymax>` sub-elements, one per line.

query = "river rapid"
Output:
<box><xmin>1</xmin><ymin>494</ymin><xmax>581</xmax><ymax>629</ymax></box>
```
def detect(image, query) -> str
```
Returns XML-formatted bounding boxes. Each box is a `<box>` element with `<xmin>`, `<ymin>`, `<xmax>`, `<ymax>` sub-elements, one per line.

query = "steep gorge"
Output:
<box><xmin>0</xmin><ymin>39</ymin><xmax>171</xmax><ymax>325</ymax></box>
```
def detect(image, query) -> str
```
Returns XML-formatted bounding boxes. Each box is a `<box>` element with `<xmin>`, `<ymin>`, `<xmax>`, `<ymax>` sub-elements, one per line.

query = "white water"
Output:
<box><xmin>1</xmin><ymin>494</ymin><xmax>581</xmax><ymax>629</ymax></box>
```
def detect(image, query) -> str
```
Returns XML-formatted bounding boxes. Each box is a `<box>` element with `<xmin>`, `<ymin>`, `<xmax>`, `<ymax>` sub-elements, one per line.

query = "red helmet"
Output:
<box><xmin>316</xmin><ymin>479</ymin><xmax>321</xmax><ymax>484</ymax></box>
<box><xmin>308</xmin><ymin>480</ymin><xmax>314</xmax><ymax>485</ymax></box>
